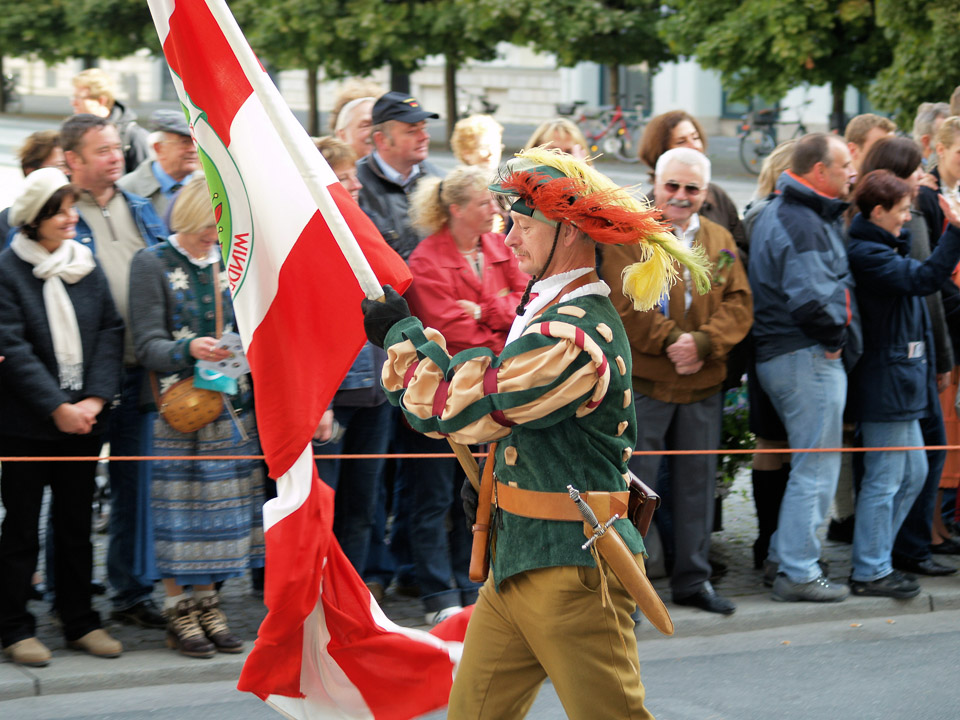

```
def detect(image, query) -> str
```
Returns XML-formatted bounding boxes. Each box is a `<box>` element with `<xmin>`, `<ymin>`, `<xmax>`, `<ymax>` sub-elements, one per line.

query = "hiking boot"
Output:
<box><xmin>165</xmin><ymin>598</ymin><xmax>216</xmax><ymax>659</ymax></box>
<box><xmin>3</xmin><ymin>637</ymin><xmax>51</xmax><ymax>667</ymax></box>
<box><xmin>68</xmin><ymin>628</ymin><xmax>122</xmax><ymax>658</ymax></box>
<box><xmin>850</xmin><ymin>571</ymin><xmax>921</xmax><ymax>599</ymax></box>
<box><xmin>772</xmin><ymin>573</ymin><xmax>849</xmax><ymax>602</ymax></box>
<box><xmin>196</xmin><ymin>595</ymin><xmax>243</xmax><ymax>653</ymax></box>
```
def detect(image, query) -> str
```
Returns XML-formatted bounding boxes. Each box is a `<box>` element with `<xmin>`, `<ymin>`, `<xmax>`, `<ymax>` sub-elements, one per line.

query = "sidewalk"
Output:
<box><xmin>2</xmin><ymin>470</ymin><xmax>958</xmax><ymax>703</ymax></box>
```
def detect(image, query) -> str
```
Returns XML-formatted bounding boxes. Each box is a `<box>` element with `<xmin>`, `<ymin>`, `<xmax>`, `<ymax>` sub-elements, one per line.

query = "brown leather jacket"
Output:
<box><xmin>600</xmin><ymin>216</ymin><xmax>753</xmax><ymax>404</ymax></box>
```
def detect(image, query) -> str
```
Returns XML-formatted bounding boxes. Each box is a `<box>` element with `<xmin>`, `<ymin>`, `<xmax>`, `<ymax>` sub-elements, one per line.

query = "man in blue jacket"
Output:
<box><xmin>749</xmin><ymin>133</ymin><xmax>859</xmax><ymax>602</ymax></box>
<box><xmin>62</xmin><ymin>114</ymin><xmax>168</xmax><ymax>629</ymax></box>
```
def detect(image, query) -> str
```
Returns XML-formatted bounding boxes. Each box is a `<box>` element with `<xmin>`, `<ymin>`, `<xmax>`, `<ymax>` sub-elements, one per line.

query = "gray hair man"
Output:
<box><xmin>118</xmin><ymin>110</ymin><xmax>199</xmax><ymax>217</ymax></box>
<box><xmin>602</xmin><ymin>146</ymin><xmax>752</xmax><ymax>616</ymax></box>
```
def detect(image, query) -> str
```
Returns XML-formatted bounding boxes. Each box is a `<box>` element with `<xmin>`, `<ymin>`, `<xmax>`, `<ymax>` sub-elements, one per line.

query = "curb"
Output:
<box><xmin>0</xmin><ymin>647</ymin><xmax>248</xmax><ymax>701</ymax></box>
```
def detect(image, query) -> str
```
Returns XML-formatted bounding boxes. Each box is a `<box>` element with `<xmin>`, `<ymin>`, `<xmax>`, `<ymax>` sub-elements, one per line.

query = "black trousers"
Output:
<box><xmin>0</xmin><ymin>434</ymin><xmax>102</xmax><ymax>646</ymax></box>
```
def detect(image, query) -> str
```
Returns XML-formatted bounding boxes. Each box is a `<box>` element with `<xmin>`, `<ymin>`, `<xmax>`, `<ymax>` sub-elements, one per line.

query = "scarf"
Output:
<box><xmin>11</xmin><ymin>234</ymin><xmax>97</xmax><ymax>390</ymax></box>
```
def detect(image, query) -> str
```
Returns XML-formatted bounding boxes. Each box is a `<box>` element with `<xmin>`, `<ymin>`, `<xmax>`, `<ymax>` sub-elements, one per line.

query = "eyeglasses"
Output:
<box><xmin>663</xmin><ymin>181</ymin><xmax>702</xmax><ymax>196</ymax></box>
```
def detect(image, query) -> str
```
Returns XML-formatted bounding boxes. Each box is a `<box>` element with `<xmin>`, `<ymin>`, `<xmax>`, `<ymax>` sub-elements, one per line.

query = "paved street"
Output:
<box><xmin>5</xmin><ymin>611</ymin><xmax>959</xmax><ymax>719</ymax></box>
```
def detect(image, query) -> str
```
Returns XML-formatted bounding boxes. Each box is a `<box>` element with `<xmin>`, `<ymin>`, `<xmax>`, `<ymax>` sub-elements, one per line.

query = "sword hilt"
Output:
<box><xmin>568</xmin><ymin>484</ymin><xmax>619</xmax><ymax>550</ymax></box>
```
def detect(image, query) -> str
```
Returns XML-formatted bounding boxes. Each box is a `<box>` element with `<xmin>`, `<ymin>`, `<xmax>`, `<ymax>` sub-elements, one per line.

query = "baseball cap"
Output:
<box><xmin>371</xmin><ymin>92</ymin><xmax>439</xmax><ymax>125</ymax></box>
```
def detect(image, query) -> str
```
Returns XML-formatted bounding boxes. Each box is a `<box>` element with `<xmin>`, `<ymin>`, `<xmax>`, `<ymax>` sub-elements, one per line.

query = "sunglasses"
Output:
<box><xmin>663</xmin><ymin>181</ymin><xmax>703</xmax><ymax>196</ymax></box>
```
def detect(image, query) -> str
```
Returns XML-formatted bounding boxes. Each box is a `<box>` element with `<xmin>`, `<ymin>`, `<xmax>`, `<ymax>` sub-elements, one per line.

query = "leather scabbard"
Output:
<box><xmin>469</xmin><ymin>443</ymin><xmax>497</xmax><ymax>583</ymax></box>
<box><xmin>585</xmin><ymin>523</ymin><xmax>674</xmax><ymax>636</ymax></box>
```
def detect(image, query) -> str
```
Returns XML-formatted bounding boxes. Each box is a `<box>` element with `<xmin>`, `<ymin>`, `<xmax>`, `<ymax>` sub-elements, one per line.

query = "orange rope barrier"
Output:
<box><xmin>2</xmin><ymin>445</ymin><xmax>960</xmax><ymax>462</ymax></box>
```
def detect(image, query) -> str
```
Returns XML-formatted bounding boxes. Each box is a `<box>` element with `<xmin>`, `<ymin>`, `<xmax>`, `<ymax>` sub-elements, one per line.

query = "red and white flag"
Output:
<box><xmin>146</xmin><ymin>2</ymin><xmax>468</xmax><ymax>717</ymax></box>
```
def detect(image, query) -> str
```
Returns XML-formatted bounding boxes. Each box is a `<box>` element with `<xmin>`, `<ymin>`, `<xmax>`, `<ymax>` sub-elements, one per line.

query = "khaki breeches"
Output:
<box><xmin>447</xmin><ymin>557</ymin><xmax>654</xmax><ymax>720</ymax></box>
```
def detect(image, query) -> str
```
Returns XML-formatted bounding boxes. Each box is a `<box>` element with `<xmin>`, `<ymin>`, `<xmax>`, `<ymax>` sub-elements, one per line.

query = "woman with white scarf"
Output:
<box><xmin>0</xmin><ymin>168</ymin><xmax>125</xmax><ymax>667</ymax></box>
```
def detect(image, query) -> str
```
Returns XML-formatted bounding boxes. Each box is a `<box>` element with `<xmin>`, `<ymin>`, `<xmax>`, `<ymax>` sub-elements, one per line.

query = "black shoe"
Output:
<box><xmin>111</xmin><ymin>599</ymin><xmax>167</xmax><ymax>629</ymax></box>
<box><xmin>931</xmin><ymin>538</ymin><xmax>960</xmax><ymax>555</ymax></box>
<box><xmin>850</xmin><ymin>571</ymin><xmax>921</xmax><ymax>599</ymax></box>
<box><xmin>709</xmin><ymin>559</ymin><xmax>728</xmax><ymax>582</ymax></box>
<box><xmin>673</xmin><ymin>584</ymin><xmax>736</xmax><ymax>615</ymax></box>
<box><xmin>892</xmin><ymin>556</ymin><xmax>958</xmax><ymax>577</ymax></box>
<box><xmin>827</xmin><ymin>516</ymin><xmax>855</xmax><ymax>544</ymax></box>
<box><xmin>90</xmin><ymin>580</ymin><xmax>107</xmax><ymax>596</ymax></box>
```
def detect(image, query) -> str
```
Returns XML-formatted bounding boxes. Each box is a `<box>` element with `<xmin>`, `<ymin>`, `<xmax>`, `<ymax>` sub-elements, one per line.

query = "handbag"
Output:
<box><xmin>150</xmin><ymin>263</ymin><xmax>225</xmax><ymax>434</ymax></box>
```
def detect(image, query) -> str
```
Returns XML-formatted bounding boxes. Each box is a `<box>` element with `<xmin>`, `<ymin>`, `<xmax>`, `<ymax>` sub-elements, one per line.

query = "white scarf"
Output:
<box><xmin>11</xmin><ymin>234</ymin><xmax>97</xmax><ymax>390</ymax></box>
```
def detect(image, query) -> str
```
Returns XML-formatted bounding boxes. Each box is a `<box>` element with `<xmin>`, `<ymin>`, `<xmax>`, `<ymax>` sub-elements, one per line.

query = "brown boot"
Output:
<box><xmin>4</xmin><ymin>637</ymin><xmax>52</xmax><ymax>667</ymax></box>
<box><xmin>165</xmin><ymin>598</ymin><xmax>216</xmax><ymax>659</ymax></box>
<box><xmin>68</xmin><ymin>628</ymin><xmax>122</xmax><ymax>658</ymax></box>
<box><xmin>196</xmin><ymin>594</ymin><xmax>243</xmax><ymax>653</ymax></box>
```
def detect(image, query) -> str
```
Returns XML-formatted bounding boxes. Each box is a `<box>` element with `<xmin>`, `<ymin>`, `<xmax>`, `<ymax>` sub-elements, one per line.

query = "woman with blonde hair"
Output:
<box><xmin>396</xmin><ymin>165</ymin><xmax>528</xmax><ymax>625</ymax></box>
<box><xmin>129</xmin><ymin>175</ymin><xmax>265</xmax><ymax>659</ymax></box>
<box><xmin>451</xmin><ymin>114</ymin><xmax>504</xmax><ymax>173</ymax></box>
<box><xmin>524</xmin><ymin>118</ymin><xmax>590</xmax><ymax>163</ymax></box>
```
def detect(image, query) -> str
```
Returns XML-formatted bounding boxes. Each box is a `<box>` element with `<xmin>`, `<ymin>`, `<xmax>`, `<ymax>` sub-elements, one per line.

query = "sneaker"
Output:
<box><xmin>3</xmin><ymin>637</ymin><xmax>51</xmax><ymax>667</ymax></box>
<box><xmin>425</xmin><ymin>605</ymin><xmax>462</xmax><ymax>625</ymax></box>
<box><xmin>68</xmin><ymin>629</ymin><xmax>122</xmax><ymax>658</ymax></box>
<box><xmin>111</xmin><ymin>599</ymin><xmax>167</xmax><ymax>629</ymax></box>
<box><xmin>772</xmin><ymin>573</ymin><xmax>849</xmax><ymax>602</ymax></box>
<box><xmin>165</xmin><ymin>598</ymin><xmax>216</xmax><ymax>659</ymax></box>
<box><xmin>763</xmin><ymin>559</ymin><xmax>830</xmax><ymax>588</ymax></box>
<box><xmin>196</xmin><ymin>595</ymin><xmax>243</xmax><ymax>653</ymax></box>
<box><xmin>850</xmin><ymin>571</ymin><xmax>921</xmax><ymax>599</ymax></box>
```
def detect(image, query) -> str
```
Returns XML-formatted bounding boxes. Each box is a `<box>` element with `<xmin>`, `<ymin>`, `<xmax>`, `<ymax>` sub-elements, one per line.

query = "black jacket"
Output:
<box><xmin>0</xmin><ymin>245</ymin><xmax>124</xmax><ymax>439</ymax></box>
<box><xmin>356</xmin><ymin>154</ymin><xmax>442</xmax><ymax>261</ymax></box>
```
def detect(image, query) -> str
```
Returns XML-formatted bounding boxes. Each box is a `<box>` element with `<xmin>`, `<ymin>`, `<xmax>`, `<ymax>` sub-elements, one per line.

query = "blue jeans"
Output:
<box><xmin>893</xmin><ymin>408</ymin><xmax>946</xmax><ymax>562</ymax></box>
<box><xmin>313</xmin><ymin>402</ymin><xmax>392</xmax><ymax>575</ymax></box>
<box><xmin>393</xmin><ymin>421</ymin><xmax>479</xmax><ymax>613</ymax></box>
<box><xmin>852</xmin><ymin>420</ymin><xmax>927</xmax><ymax>581</ymax></box>
<box><xmin>106</xmin><ymin>368</ymin><xmax>155</xmax><ymax>611</ymax></box>
<box><xmin>757</xmin><ymin>346</ymin><xmax>846</xmax><ymax>583</ymax></box>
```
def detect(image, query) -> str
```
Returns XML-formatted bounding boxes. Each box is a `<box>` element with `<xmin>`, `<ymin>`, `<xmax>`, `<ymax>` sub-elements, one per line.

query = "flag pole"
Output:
<box><xmin>205</xmin><ymin>0</ymin><xmax>383</xmax><ymax>300</ymax></box>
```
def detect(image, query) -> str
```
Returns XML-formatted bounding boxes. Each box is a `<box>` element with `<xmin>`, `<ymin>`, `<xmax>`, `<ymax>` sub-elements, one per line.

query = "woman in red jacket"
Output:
<box><xmin>395</xmin><ymin>166</ymin><xmax>528</xmax><ymax>625</ymax></box>
<box><xmin>406</xmin><ymin>165</ymin><xmax>529</xmax><ymax>356</ymax></box>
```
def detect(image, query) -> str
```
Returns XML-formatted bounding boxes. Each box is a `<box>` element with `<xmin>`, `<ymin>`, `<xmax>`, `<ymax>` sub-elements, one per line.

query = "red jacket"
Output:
<box><xmin>405</xmin><ymin>229</ymin><xmax>529</xmax><ymax>355</ymax></box>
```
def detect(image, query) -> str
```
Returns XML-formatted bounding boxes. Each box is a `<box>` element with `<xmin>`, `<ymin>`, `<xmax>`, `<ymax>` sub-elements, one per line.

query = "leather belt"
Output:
<box><xmin>495</xmin><ymin>482</ymin><xmax>629</xmax><ymax>524</ymax></box>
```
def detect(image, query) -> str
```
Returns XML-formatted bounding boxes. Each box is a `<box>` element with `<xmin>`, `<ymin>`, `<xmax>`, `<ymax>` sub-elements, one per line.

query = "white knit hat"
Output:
<box><xmin>9</xmin><ymin>167</ymin><xmax>71</xmax><ymax>228</ymax></box>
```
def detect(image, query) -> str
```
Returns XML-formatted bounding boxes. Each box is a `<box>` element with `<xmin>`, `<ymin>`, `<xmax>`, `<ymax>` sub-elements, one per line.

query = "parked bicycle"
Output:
<box><xmin>1</xmin><ymin>74</ymin><xmax>22</xmax><ymax>114</ymax></box>
<box><xmin>556</xmin><ymin>98</ymin><xmax>645</xmax><ymax>163</ymax></box>
<box><xmin>457</xmin><ymin>87</ymin><xmax>498</xmax><ymax>119</ymax></box>
<box><xmin>738</xmin><ymin>101</ymin><xmax>811</xmax><ymax>175</ymax></box>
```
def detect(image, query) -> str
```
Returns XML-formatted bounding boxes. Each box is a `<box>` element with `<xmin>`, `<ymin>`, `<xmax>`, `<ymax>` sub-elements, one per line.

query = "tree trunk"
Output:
<box><xmin>390</xmin><ymin>64</ymin><xmax>410</xmax><ymax>94</ymax></box>
<box><xmin>607</xmin><ymin>64</ymin><xmax>621</xmax><ymax>107</ymax></box>
<box><xmin>0</xmin><ymin>57</ymin><xmax>6</xmax><ymax>113</ymax></box>
<box><xmin>445</xmin><ymin>55</ymin><xmax>457</xmax><ymax>141</ymax></box>
<box><xmin>306</xmin><ymin>64</ymin><xmax>319</xmax><ymax>137</ymax></box>
<box><xmin>830</xmin><ymin>83</ymin><xmax>846</xmax><ymax>134</ymax></box>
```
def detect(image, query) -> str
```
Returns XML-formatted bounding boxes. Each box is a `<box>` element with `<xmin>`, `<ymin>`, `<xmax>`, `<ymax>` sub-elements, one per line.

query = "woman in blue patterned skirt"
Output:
<box><xmin>128</xmin><ymin>175</ymin><xmax>264</xmax><ymax>659</ymax></box>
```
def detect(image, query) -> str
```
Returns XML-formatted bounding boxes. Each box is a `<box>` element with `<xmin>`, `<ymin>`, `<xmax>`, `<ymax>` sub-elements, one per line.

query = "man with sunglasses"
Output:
<box><xmin>601</xmin><ymin>147</ymin><xmax>753</xmax><ymax>615</ymax></box>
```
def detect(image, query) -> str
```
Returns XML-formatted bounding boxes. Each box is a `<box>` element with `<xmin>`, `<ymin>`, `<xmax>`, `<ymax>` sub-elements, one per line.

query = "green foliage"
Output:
<box><xmin>717</xmin><ymin>382</ymin><xmax>755</xmax><ymax>495</ymax></box>
<box><xmin>660</xmin><ymin>0</ymin><xmax>890</xmax><ymax>107</ymax></box>
<box><xmin>0</xmin><ymin>0</ymin><xmax>71</xmax><ymax>63</ymax></box>
<box><xmin>871</xmin><ymin>0</ymin><xmax>960</xmax><ymax>126</ymax></box>
<box><xmin>515</xmin><ymin>0</ymin><xmax>673</xmax><ymax>72</ymax></box>
<box><xmin>65</xmin><ymin>0</ymin><xmax>160</xmax><ymax>58</ymax></box>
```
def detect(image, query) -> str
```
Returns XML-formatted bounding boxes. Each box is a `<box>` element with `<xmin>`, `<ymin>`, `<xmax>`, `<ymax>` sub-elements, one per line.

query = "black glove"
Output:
<box><xmin>461</xmin><ymin>476</ymin><xmax>479</xmax><ymax>533</ymax></box>
<box><xmin>361</xmin><ymin>285</ymin><xmax>411</xmax><ymax>349</ymax></box>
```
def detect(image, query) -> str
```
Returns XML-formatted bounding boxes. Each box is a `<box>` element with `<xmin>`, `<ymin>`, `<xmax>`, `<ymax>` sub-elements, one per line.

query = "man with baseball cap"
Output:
<box><xmin>118</xmin><ymin>110</ymin><xmax>199</xmax><ymax>218</ymax></box>
<box><xmin>356</xmin><ymin>91</ymin><xmax>442</xmax><ymax>260</ymax></box>
<box><xmin>361</xmin><ymin>148</ymin><xmax>711</xmax><ymax>717</ymax></box>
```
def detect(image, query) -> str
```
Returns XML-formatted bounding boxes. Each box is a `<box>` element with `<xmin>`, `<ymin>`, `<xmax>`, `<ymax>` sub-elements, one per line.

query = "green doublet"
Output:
<box><xmin>383</xmin><ymin>292</ymin><xmax>643</xmax><ymax>590</ymax></box>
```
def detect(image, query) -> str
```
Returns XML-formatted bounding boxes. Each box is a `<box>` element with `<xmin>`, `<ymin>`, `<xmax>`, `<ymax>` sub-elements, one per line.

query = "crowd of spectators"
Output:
<box><xmin>2</xmin><ymin>69</ymin><xmax>960</xmax><ymax>672</ymax></box>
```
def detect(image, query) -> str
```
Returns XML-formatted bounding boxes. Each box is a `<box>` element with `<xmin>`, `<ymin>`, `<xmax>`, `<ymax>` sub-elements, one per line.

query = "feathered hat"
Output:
<box><xmin>489</xmin><ymin>147</ymin><xmax>711</xmax><ymax>311</ymax></box>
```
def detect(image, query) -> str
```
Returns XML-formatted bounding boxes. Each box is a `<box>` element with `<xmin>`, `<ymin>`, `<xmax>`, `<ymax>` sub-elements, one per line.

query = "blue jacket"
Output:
<box><xmin>748</xmin><ymin>171</ymin><xmax>861</xmax><ymax>370</ymax></box>
<box><xmin>334</xmin><ymin>342</ymin><xmax>387</xmax><ymax>407</ymax></box>
<box><xmin>847</xmin><ymin>214</ymin><xmax>960</xmax><ymax>422</ymax></box>
<box><xmin>74</xmin><ymin>188</ymin><xmax>168</xmax><ymax>252</ymax></box>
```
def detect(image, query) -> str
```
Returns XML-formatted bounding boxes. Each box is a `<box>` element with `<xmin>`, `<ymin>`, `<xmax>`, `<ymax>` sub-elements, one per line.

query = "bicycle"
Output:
<box><xmin>556</xmin><ymin>98</ymin><xmax>645</xmax><ymax>163</ymax></box>
<box><xmin>456</xmin><ymin>87</ymin><xmax>498</xmax><ymax>119</ymax></box>
<box><xmin>738</xmin><ymin>101</ymin><xmax>810</xmax><ymax>175</ymax></box>
<box><xmin>1</xmin><ymin>74</ymin><xmax>22</xmax><ymax>114</ymax></box>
